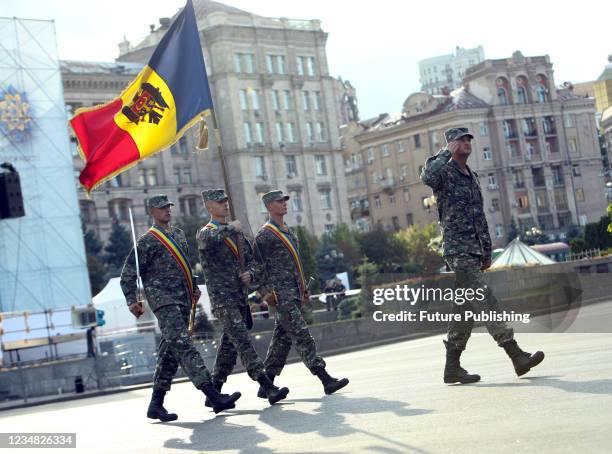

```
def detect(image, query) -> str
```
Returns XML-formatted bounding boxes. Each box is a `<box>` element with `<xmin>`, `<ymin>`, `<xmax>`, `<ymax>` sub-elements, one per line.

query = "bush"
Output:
<box><xmin>337</xmin><ymin>296</ymin><xmax>361</xmax><ymax>320</ymax></box>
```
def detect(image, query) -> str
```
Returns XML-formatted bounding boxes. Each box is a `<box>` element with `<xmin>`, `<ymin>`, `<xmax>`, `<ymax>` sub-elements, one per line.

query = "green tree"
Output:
<box><xmin>104</xmin><ymin>220</ymin><xmax>133</xmax><ymax>277</ymax></box>
<box><xmin>355</xmin><ymin>257</ymin><xmax>378</xmax><ymax>316</ymax></box>
<box><xmin>192</xmin><ymin>304</ymin><xmax>216</xmax><ymax>340</ymax></box>
<box><xmin>295</xmin><ymin>225</ymin><xmax>320</xmax><ymax>293</ymax></box>
<box><xmin>583</xmin><ymin>215</ymin><xmax>612</xmax><ymax>250</ymax></box>
<box><xmin>357</xmin><ymin>227</ymin><xmax>407</xmax><ymax>272</ymax></box>
<box><xmin>608</xmin><ymin>204</ymin><xmax>612</xmax><ymax>234</ymax></box>
<box><xmin>395</xmin><ymin>222</ymin><xmax>444</xmax><ymax>274</ymax></box>
<box><xmin>84</xmin><ymin>229</ymin><xmax>103</xmax><ymax>256</ymax></box>
<box><xmin>87</xmin><ymin>254</ymin><xmax>108</xmax><ymax>295</ymax></box>
<box><xmin>330</xmin><ymin>224</ymin><xmax>362</xmax><ymax>269</ymax></box>
<box><xmin>506</xmin><ymin>217</ymin><xmax>519</xmax><ymax>244</ymax></box>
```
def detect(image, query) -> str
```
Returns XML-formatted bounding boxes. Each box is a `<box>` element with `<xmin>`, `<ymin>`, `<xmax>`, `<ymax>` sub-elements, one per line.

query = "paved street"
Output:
<box><xmin>2</xmin><ymin>301</ymin><xmax>612</xmax><ymax>454</ymax></box>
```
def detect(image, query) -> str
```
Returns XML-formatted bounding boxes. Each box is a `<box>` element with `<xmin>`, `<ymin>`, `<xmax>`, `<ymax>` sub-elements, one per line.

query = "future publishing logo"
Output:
<box><xmin>370</xmin><ymin>284</ymin><xmax>531</xmax><ymax>324</ymax></box>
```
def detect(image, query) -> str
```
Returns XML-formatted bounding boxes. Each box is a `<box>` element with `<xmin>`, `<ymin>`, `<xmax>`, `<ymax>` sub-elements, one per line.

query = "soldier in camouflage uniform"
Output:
<box><xmin>120</xmin><ymin>195</ymin><xmax>241</xmax><ymax>421</ymax></box>
<box><xmin>420</xmin><ymin>128</ymin><xmax>545</xmax><ymax>384</ymax></box>
<box><xmin>254</xmin><ymin>190</ymin><xmax>349</xmax><ymax>396</ymax></box>
<box><xmin>197</xmin><ymin>189</ymin><xmax>289</xmax><ymax>405</ymax></box>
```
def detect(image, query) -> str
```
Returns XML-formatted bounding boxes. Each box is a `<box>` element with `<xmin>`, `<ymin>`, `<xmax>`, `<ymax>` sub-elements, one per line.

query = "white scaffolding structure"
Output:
<box><xmin>0</xmin><ymin>17</ymin><xmax>91</xmax><ymax>314</ymax></box>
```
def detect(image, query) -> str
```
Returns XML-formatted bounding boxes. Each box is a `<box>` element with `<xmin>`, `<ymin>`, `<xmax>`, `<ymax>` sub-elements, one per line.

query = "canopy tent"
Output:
<box><xmin>490</xmin><ymin>238</ymin><xmax>556</xmax><ymax>269</ymax></box>
<box><xmin>92</xmin><ymin>278</ymin><xmax>213</xmax><ymax>334</ymax></box>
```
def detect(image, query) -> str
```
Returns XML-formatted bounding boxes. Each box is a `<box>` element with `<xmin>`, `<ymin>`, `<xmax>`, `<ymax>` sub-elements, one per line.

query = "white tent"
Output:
<box><xmin>490</xmin><ymin>237</ymin><xmax>556</xmax><ymax>269</ymax></box>
<box><xmin>92</xmin><ymin>278</ymin><xmax>213</xmax><ymax>334</ymax></box>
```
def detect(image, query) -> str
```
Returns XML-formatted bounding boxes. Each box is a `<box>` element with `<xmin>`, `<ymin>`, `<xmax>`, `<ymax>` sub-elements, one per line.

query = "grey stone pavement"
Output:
<box><xmin>1</xmin><ymin>301</ymin><xmax>611</xmax><ymax>454</ymax></box>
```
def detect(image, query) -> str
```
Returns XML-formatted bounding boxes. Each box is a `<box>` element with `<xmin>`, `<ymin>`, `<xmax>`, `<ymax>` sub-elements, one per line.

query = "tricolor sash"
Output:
<box><xmin>204</xmin><ymin>221</ymin><xmax>239</xmax><ymax>259</ymax></box>
<box><xmin>148</xmin><ymin>225</ymin><xmax>194</xmax><ymax>299</ymax></box>
<box><xmin>263</xmin><ymin>222</ymin><xmax>306</xmax><ymax>296</ymax></box>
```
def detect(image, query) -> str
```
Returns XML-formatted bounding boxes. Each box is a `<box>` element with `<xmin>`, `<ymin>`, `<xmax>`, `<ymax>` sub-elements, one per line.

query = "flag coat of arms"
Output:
<box><xmin>71</xmin><ymin>0</ymin><xmax>213</xmax><ymax>192</ymax></box>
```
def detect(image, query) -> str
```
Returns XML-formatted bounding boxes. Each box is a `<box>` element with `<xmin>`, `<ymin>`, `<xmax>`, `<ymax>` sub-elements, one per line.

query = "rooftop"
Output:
<box><xmin>60</xmin><ymin>60</ymin><xmax>143</xmax><ymax>76</ymax></box>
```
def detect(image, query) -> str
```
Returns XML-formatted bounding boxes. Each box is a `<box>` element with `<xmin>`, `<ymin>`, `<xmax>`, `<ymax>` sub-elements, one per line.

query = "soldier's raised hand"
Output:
<box><xmin>128</xmin><ymin>302</ymin><xmax>144</xmax><ymax>318</ymax></box>
<box><xmin>447</xmin><ymin>140</ymin><xmax>461</xmax><ymax>154</ymax></box>
<box><xmin>229</xmin><ymin>220</ymin><xmax>242</xmax><ymax>232</ymax></box>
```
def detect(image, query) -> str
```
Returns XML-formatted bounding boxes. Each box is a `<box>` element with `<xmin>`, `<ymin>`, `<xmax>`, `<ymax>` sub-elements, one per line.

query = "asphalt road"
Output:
<box><xmin>2</xmin><ymin>301</ymin><xmax>612</xmax><ymax>454</ymax></box>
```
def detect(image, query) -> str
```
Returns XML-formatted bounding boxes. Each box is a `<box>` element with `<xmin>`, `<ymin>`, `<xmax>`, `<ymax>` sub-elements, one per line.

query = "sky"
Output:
<box><xmin>2</xmin><ymin>0</ymin><xmax>610</xmax><ymax>119</ymax></box>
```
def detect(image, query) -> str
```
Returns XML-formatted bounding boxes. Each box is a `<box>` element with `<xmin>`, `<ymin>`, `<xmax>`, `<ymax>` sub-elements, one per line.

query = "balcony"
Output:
<box><xmin>380</xmin><ymin>177</ymin><xmax>396</xmax><ymax>190</ymax></box>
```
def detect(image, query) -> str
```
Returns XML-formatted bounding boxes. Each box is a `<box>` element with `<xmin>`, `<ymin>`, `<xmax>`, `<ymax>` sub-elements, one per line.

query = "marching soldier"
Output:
<box><xmin>254</xmin><ymin>190</ymin><xmax>349</xmax><ymax>396</ymax></box>
<box><xmin>120</xmin><ymin>194</ymin><xmax>241</xmax><ymax>421</ymax></box>
<box><xmin>420</xmin><ymin>128</ymin><xmax>545</xmax><ymax>384</ymax></box>
<box><xmin>197</xmin><ymin>189</ymin><xmax>289</xmax><ymax>405</ymax></box>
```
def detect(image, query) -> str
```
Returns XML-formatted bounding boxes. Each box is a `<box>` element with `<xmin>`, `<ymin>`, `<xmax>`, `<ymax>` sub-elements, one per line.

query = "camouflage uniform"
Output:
<box><xmin>197</xmin><ymin>189</ymin><xmax>265</xmax><ymax>383</ymax></box>
<box><xmin>420</xmin><ymin>128</ymin><xmax>514</xmax><ymax>350</ymax></box>
<box><xmin>255</xmin><ymin>190</ymin><xmax>325</xmax><ymax>376</ymax></box>
<box><xmin>120</xmin><ymin>195</ymin><xmax>212</xmax><ymax>392</ymax></box>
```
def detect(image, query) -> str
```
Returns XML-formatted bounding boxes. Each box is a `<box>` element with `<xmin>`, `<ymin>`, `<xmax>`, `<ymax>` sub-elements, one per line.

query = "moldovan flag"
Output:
<box><xmin>71</xmin><ymin>0</ymin><xmax>213</xmax><ymax>192</ymax></box>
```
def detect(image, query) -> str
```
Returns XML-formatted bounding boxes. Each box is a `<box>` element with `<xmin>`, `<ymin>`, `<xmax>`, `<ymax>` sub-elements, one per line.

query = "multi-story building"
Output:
<box><xmin>344</xmin><ymin>52</ymin><xmax>608</xmax><ymax>247</ymax></box>
<box><xmin>594</xmin><ymin>56</ymin><xmax>612</xmax><ymax>114</ymax></box>
<box><xmin>109</xmin><ymin>0</ymin><xmax>350</xmax><ymax>238</ymax></box>
<box><xmin>419</xmin><ymin>46</ymin><xmax>485</xmax><ymax>95</ymax></box>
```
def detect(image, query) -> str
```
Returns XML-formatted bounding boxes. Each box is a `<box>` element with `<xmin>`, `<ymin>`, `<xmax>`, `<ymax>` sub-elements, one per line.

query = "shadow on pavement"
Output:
<box><xmin>475</xmin><ymin>375</ymin><xmax>612</xmax><ymax>395</ymax></box>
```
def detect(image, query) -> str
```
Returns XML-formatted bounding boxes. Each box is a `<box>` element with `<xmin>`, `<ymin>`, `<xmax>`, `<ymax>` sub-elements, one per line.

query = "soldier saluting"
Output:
<box><xmin>254</xmin><ymin>190</ymin><xmax>349</xmax><ymax>396</ymax></box>
<box><xmin>196</xmin><ymin>189</ymin><xmax>289</xmax><ymax>405</ymax></box>
<box><xmin>420</xmin><ymin>128</ymin><xmax>545</xmax><ymax>384</ymax></box>
<box><xmin>120</xmin><ymin>195</ymin><xmax>241</xmax><ymax>421</ymax></box>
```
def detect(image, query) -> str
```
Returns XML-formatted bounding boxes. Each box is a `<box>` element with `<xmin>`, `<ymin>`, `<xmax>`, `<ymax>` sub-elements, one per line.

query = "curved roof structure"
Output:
<box><xmin>490</xmin><ymin>237</ymin><xmax>556</xmax><ymax>269</ymax></box>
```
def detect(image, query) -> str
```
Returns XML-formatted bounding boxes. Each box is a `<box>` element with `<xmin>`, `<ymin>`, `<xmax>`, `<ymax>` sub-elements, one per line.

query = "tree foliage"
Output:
<box><xmin>395</xmin><ymin>222</ymin><xmax>444</xmax><ymax>274</ymax></box>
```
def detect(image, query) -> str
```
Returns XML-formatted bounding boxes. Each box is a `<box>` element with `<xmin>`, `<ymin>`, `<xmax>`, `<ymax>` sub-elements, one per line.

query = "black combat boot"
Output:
<box><xmin>313</xmin><ymin>367</ymin><xmax>349</xmax><ymax>395</ymax></box>
<box><xmin>257</xmin><ymin>372</ymin><xmax>276</xmax><ymax>399</ymax></box>
<box><xmin>204</xmin><ymin>378</ymin><xmax>223</xmax><ymax>408</ymax></box>
<box><xmin>443</xmin><ymin>341</ymin><xmax>481</xmax><ymax>384</ymax></box>
<box><xmin>146</xmin><ymin>389</ymin><xmax>178</xmax><ymax>422</ymax></box>
<box><xmin>256</xmin><ymin>374</ymin><xmax>290</xmax><ymax>405</ymax></box>
<box><xmin>200</xmin><ymin>382</ymin><xmax>241</xmax><ymax>414</ymax></box>
<box><xmin>502</xmin><ymin>340</ymin><xmax>545</xmax><ymax>376</ymax></box>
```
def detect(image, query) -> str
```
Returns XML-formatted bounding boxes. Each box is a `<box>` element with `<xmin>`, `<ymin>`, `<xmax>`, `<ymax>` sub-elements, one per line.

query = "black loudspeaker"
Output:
<box><xmin>0</xmin><ymin>163</ymin><xmax>25</xmax><ymax>219</ymax></box>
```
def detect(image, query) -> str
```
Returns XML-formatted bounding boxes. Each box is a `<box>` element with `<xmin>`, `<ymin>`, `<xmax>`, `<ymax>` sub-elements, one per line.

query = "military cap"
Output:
<box><xmin>262</xmin><ymin>189</ymin><xmax>290</xmax><ymax>205</ymax></box>
<box><xmin>148</xmin><ymin>194</ymin><xmax>174</xmax><ymax>208</ymax></box>
<box><xmin>445</xmin><ymin>127</ymin><xmax>474</xmax><ymax>142</ymax></box>
<box><xmin>202</xmin><ymin>188</ymin><xmax>228</xmax><ymax>203</ymax></box>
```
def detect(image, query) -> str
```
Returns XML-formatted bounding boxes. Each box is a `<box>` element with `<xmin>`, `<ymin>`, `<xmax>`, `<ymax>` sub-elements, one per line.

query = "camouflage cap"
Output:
<box><xmin>262</xmin><ymin>189</ymin><xmax>290</xmax><ymax>205</ymax></box>
<box><xmin>445</xmin><ymin>127</ymin><xmax>474</xmax><ymax>142</ymax></box>
<box><xmin>148</xmin><ymin>194</ymin><xmax>174</xmax><ymax>208</ymax></box>
<box><xmin>201</xmin><ymin>188</ymin><xmax>228</xmax><ymax>203</ymax></box>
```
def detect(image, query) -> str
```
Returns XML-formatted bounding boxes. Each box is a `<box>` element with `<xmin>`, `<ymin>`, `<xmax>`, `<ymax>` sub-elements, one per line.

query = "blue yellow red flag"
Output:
<box><xmin>71</xmin><ymin>0</ymin><xmax>213</xmax><ymax>192</ymax></box>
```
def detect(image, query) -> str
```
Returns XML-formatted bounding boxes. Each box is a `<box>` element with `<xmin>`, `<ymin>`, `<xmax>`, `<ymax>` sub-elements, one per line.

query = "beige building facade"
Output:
<box><xmin>344</xmin><ymin>52</ymin><xmax>608</xmax><ymax>248</ymax></box>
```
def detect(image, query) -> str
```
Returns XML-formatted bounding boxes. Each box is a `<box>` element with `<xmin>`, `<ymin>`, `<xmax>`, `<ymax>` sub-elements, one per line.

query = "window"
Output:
<box><xmin>251</xmin><ymin>89</ymin><xmax>260</xmax><ymax>110</ymax></box>
<box><xmin>80</xmin><ymin>200</ymin><xmax>96</xmax><ymax>223</ymax></box>
<box><xmin>254</xmin><ymin>156</ymin><xmax>266</xmax><ymax>178</ymax></box>
<box><xmin>147</xmin><ymin>168</ymin><xmax>158</xmax><ymax>186</ymax></box>
<box><xmin>272</xmin><ymin>90</ymin><xmax>281</xmax><ymax>110</ymax></box>
<box><xmin>266</xmin><ymin>55</ymin><xmax>274</xmax><ymax>74</ymax></box>
<box><xmin>302</xmin><ymin>91</ymin><xmax>310</xmax><ymax>111</ymax></box>
<box><xmin>286</xmin><ymin>155</ymin><xmax>298</xmax><ymax>176</ymax></box>
<box><xmin>306</xmin><ymin>122</ymin><xmax>315</xmax><ymax>142</ymax></box>
<box><xmin>487</xmin><ymin>174</ymin><xmax>497</xmax><ymax>189</ymax></box>
<box><xmin>234</xmin><ymin>53</ymin><xmax>242</xmax><ymax>72</ymax></box>
<box><xmin>277</xmin><ymin>55</ymin><xmax>286</xmax><ymax>74</ymax></box>
<box><xmin>389</xmin><ymin>194</ymin><xmax>396</xmax><ymax>205</ymax></box>
<box><xmin>319</xmin><ymin>189</ymin><xmax>332</xmax><ymax>209</ymax></box>
<box><xmin>532</xmin><ymin>168</ymin><xmax>545</xmax><ymax>187</ymax></box>
<box><xmin>275</xmin><ymin>122</ymin><xmax>284</xmax><ymax>143</ymax></box>
<box><xmin>382</xmin><ymin>145</ymin><xmax>390</xmax><ymax>157</ymax></box>
<box><xmin>180</xmin><ymin>196</ymin><xmax>199</xmax><ymax>217</ymax></box>
<box><xmin>495</xmin><ymin>224</ymin><xmax>504</xmax><ymax>238</ymax></box>
<box><xmin>398</xmin><ymin>140</ymin><xmax>406</xmax><ymax>153</ymax></box>
<box><xmin>497</xmin><ymin>87</ymin><xmax>508</xmax><ymax>105</ymax></box>
<box><xmin>316</xmin><ymin>122</ymin><xmax>325</xmax><ymax>141</ymax></box>
<box><xmin>536</xmin><ymin>85</ymin><xmax>548</xmax><ymax>103</ymax></box>
<box><xmin>371</xmin><ymin>171</ymin><xmax>379</xmax><ymax>183</ymax></box>
<box><xmin>552</xmin><ymin>165</ymin><xmax>564</xmax><ymax>185</ymax></box>
<box><xmin>287</xmin><ymin>123</ymin><xmax>297</xmax><ymax>143</ymax></box>
<box><xmin>367</xmin><ymin>148</ymin><xmax>374</xmax><ymax>164</ymax></box>
<box><xmin>307</xmin><ymin>57</ymin><xmax>316</xmax><ymax>76</ymax></box>
<box><xmin>513</xmin><ymin>170</ymin><xmax>525</xmax><ymax>188</ymax></box>
<box><xmin>178</xmin><ymin>136</ymin><xmax>189</xmax><ymax>154</ymax></box>
<box><xmin>255</xmin><ymin>123</ymin><xmax>265</xmax><ymax>143</ymax></box>
<box><xmin>400</xmin><ymin>165</ymin><xmax>408</xmax><ymax>179</ymax></box>
<box><xmin>138</xmin><ymin>169</ymin><xmax>146</xmax><ymax>186</ymax></box>
<box><xmin>313</xmin><ymin>91</ymin><xmax>322</xmax><ymax>110</ymax></box>
<box><xmin>283</xmin><ymin>90</ymin><xmax>292</xmax><ymax>110</ymax></box>
<box><xmin>296</xmin><ymin>56</ymin><xmax>305</xmax><ymax>76</ymax></box>
<box><xmin>315</xmin><ymin>155</ymin><xmax>327</xmax><ymax>175</ymax></box>
<box><xmin>575</xmin><ymin>188</ymin><xmax>585</xmax><ymax>202</ymax></box>
<box><xmin>522</xmin><ymin>118</ymin><xmax>536</xmax><ymax>136</ymax></box>
<box><xmin>291</xmin><ymin>190</ymin><xmax>303</xmax><ymax>212</ymax></box>
<box><xmin>239</xmin><ymin>89</ymin><xmax>248</xmax><ymax>110</ymax></box>
<box><xmin>403</xmin><ymin>187</ymin><xmax>410</xmax><ymax>202</ymax></box>
<box><xmin>243</xmin><ymin>122</ymin><xmax>253</xmax><ymax>145</ymax></box>
<box><xmin>518</xmin><ymin>195</ymin><xmax>529</xmax><ymax>209</ymax></box>
<box><xmin>258</xmin><ymin>193</ymin><xmax>268</xmax><ymax>213</ymax></box>
<box><xmin>406</xmin><ymin>213</ymin><xmax>414</xmax><ymax>226</ymax></box>
<box><xmin>479</xmin><ymin>122</ymin><xmax>488</xmax><ymax>136</ymax></box>
<box><xmin>568</xmin><ymin>138</ymin><xmax>577</xmax><ymax>153</ymax></box>
<box><xmin>542</xmin><ymin>117</ymin><xmax>556</xmax><ymax>135</ymax></box>
<box><xmin>325</xmin><ymin>224</ymin><xmax>335</xmax><ymax>234</ymax></box>
<box><xmin>555</xmin><ymin>188</ymin><xmax>568</xmax><ymax>210</ymax></box>
<box><xmin>174</xmin><ymin>168</ymin><xmax>181</xmax><ymax>185</ymax></box>
<box><xmin>572</xmin><ymin>164</ymin><xmax>581</xmax><ymax>177</ymax></box>
<box><xmin>492</xmin><ymin>198</ymin><xmax>500</xmax><ymax>211</ymax></box>
<box><xmin>108</xmin><ymin>199</ymin><xmax>131</xmax><ymax>221</ymax></box>
<box><xmin>392</xmin><ymin>216</ymin><xmax>400</xmax><ymax>231</ymax></box>
<box><xmin>564</xmin><ymin>114</ymin><xmax>574</xmax><ymax>128</ymax></box>
<box><xmin>374</xmin><ymin>196</ymin><xmax>381</xmax><ymax>208</ymax></box>
<box><xmin>244</xmin><ymin>54</ymin><xmax>255</xmax><ymax>73</ymax></box>
<box><xmin>483</xmin><ymin>147</ymin><xmax>492</xmax><ymax>160</ymax></box>
<box><xmin>414</xmin><ymin>134</ymin><xmax>421</xmax><ymax>148</ymax></box>
<box><xmin>517</xmin><ymin>86</ymin><xmax>527</xmax><ymax>104</ymax></box>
